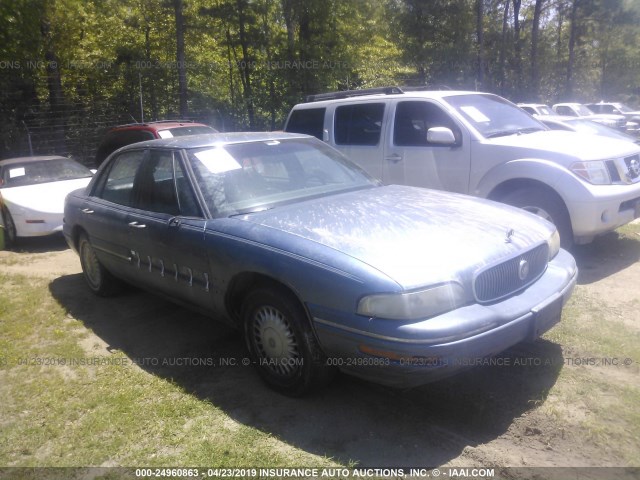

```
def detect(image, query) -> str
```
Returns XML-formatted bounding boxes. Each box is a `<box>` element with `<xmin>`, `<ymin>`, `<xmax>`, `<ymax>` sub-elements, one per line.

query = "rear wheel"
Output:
<box><xmin>78</xmin><ymin>233</ymin><xmax>122</xmax><ymax>296</ymax></box>
<box><xmin>501</xmin><ymin>187</ymin><xmax>573</xmax><ymax>249</ymax></box>
<box><xmin>1</xmin><ymin>207</ymin><xmax>17</xmax><ymax>248</ymax></box>
<box><xmin>242</xmin><ymin>286</ymin><xmax>334</xmax><ymax>396</ymax></box>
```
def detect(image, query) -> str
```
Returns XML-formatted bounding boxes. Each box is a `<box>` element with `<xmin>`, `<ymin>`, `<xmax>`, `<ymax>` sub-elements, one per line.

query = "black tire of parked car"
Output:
<box><xmin>78</xmin><ymin>233</ymin><xmax>122</xmax><ymax>296</ymax></box>
<box><xmin>1</xmin><ymin>206</ymin><xmax>17</xmax><ymax>248</ymax></box>
<box><xmin>501</xmin><ymin>187</ymin><xmax>573</xmax><ymax>249</ymax></box>
<box><xmin>242</xmin><ymin>286</ymin><xmax>335</xmax><ymax>396</ymax></box>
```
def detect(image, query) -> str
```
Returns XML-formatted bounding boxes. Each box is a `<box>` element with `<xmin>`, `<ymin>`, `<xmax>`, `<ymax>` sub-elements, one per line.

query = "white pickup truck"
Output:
<box><xmin>284</xmin><ymin>87</ymin><xmax>640</xmax><ymax>247</ymax></box>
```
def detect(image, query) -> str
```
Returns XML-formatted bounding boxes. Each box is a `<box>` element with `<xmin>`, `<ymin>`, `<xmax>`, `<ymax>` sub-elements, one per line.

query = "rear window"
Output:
<box><xmin>334</xmin><ymin>103</ymin><xmax>385</xmax><ymax>146</ymax></box>
<box><xmin>161</xmin><ymin>125</ymin><xmax>217</xmax><ymax>138</ymax></box>
<box><xmin>285</xmin><ymin>108</ymin><xmax>326</xmax><ymax>140</ymax></box>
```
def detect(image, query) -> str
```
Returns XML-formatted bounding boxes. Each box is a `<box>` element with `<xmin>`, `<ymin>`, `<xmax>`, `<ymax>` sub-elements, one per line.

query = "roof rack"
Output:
<box><xmin>112</xmin><ymin>119</ymin><xmax>196</xmax><ymax>128</ymax></box>
<box><xmin>305</xmin><ymin>86</ymin><xmax>405</xmax><ymax>103</ymax></box>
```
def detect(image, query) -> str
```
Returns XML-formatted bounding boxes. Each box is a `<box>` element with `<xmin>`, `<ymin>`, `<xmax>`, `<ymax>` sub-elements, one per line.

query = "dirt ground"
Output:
<box><xmin>1</xmin><ymin>225</ymin><xmax>639</xmax><ymax>472</ymax></box>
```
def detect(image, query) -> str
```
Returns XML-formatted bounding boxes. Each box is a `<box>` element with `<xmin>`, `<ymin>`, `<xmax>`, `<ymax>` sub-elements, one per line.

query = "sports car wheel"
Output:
<box><xmin>1</xmin><ymin>207</ymin><xmax>17</xmax><ymax>248</ymax></box>
<box><xmin>78</xmin><ymin>233</ymin><xmax>121</xmax><ymax>296</ymax></box>
<box><xmin>242</xmin><ymin>286</ymin><xmax>334</xmax><ymax>396</ymax></box>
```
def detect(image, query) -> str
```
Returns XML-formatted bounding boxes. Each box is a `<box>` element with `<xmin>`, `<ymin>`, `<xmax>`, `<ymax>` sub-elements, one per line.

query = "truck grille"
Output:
<box><xmin>473</xmin><ymin>243</ymin><xmax>549</xmax><ymax>303</ymax></box>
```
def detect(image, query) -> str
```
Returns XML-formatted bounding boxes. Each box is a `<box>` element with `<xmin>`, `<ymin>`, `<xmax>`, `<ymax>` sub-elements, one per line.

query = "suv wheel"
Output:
<box><xmin>501</xmin><ymin>187</ymin><xmax>573</xmax><ymax>249</ymax></box>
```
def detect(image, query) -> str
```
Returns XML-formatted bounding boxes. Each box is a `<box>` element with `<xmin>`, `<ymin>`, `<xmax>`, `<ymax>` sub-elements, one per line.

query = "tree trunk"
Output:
<box><xmin>499</xmin><ymin>0</ymin><xmax>510</xmax><ymax>96</ymax></box>
<box><xmin>40</xmin><ymin>5</ymin><xmax>67</xmax><ymax>155</ymax></box>
<box><xmin>530</xmin><ymin>0</ymin><xmax>544</xmax><ymax>99</ymax></box>
<box><xmin>566</xmin><ymin>0</ymin><xmax>580</xmax><ymax>99</ymax></box>
<box><xmin>173</xmin><ymin>0</ymin><xmax>188</xmax><ymax>117</ymax></box>
<box><xmin>475</xmin><ymin>0</ymin><xmax>485</xmax><ymax>90</ymax></box>
<box><xmin>512</xmin><ymin>0</ymin><xmax>522</xmax><ymax>99</ymax></box>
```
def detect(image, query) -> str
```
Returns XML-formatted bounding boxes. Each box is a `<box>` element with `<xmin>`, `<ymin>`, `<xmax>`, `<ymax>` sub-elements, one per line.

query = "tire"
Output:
<box><xmin>78</xmin><ymin>233</ymin><xmax>122</xmax><ymax>296</ymax></box>
<box><xmin>1</xmin><ymin>206</ymin><xmax>17</xmax><ymax>248</ymax></box>
<box><xmin>500</xmin><ymin>187</ymin><xmax>573</xmax><ymax>249</ymax></box>
<box><xmin>242</xmin><ymin>286</ymin><xmax>335</xmax><ymax>396</ymax></box>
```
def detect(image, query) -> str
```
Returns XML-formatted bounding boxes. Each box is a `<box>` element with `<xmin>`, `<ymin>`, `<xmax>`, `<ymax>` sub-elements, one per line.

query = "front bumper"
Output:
<box><xmin>566</xmin><ymin>181</ymin><xmax>640</xmax><ymax>243</ymax></box>
<box><xmin>311</xmin><ymin>249</ymin><xmax>577</xmax><ymax>388</ymax></box>
<box><xmin>9</xmin><ymin>210</ymin><xmax>64</xmax><ymax>237</ymax></box>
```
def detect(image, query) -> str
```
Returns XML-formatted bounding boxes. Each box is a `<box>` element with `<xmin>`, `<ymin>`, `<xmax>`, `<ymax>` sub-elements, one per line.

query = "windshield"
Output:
<box><xmin>536</xmin><ymin>105</ymin><xmax>554</xmax><ymax>116</ymax></box>
<box><xmin>577</xmin><ymin>104</ymin><xmax>596</xmax><ymax>116</ymax></box>
<box><xmin>616</xmin><ymin>103</ymin><xmax>634</xmax><ymax>113</ymax></box>
<box><xmin>188</xmin><ymin>138</ymin><xmax>377</xmax><ymax>217</ymax></box>
<box><xmin>446</xmin><ymin>94</ymin><xmax>546</xmax><ymax>139</ymax></box>
<box><xmin>1</xmin><ymin>158</ymin><xmax>92</xmax><ymax>188</ymax></box>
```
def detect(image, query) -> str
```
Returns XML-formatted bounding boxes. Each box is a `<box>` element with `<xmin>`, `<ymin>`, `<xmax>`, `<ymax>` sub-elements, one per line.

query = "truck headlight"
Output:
<box><xmin>357</xmin><ymin>283</ymin><xmax>466</xmax><ymax>321</ymax></box>
<box><xmin>570</xmin><ymin>161</ymin><xmax>611</xmax><ymax>185</ymax></box>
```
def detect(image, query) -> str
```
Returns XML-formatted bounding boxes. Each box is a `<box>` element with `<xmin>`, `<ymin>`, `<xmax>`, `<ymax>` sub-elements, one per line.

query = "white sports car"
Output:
<box><xmin>0</xmin><ymin>155</ymin><xmax>93</xmax><ymax>247</ymax></box>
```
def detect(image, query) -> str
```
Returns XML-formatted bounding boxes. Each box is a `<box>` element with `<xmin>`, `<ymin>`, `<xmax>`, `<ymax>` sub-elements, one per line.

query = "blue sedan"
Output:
<box><xmin>63</xmin><ymin>132</ymin><xmax>577</xmax><ymax>395</ymax></box>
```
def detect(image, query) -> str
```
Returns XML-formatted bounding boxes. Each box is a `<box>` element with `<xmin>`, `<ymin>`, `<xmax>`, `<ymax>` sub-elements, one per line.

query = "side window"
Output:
<box><xmin>555</xmin><ymin>106</ymin><xmax>574</xmax><ymax>116</ymax></box>
<box><xmin>334</xmin><ymin>103</ymin><xmax>385</xmax><ymax>146</ymax></box>
<box><xmin>174</xmin><ymin>159</ymin><xmax>201</xmax><ymax>217</ymax></box>
<box><xmin>286</xmin><ymin>108</ymin><xmax>326</xmax><ymax>140</ymax></box>
<box><xmin>394</xmin><ymin>101</ymin><xmax>460</xmax><ymax>146</ymax></box>
<box><xmin>98</xmin><ymin>150</ymin><xmax>146</xmax><ymax>206</ymax></box>
<box><xmin>133</xmin><ymin>150</ymin><xmax>201</xmax><ymax>217</ymax></box>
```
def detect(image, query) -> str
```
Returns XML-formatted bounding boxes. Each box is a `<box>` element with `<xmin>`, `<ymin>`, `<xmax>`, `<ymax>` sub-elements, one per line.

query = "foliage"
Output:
<box><xmin>1</xmin><ymin>0</ymin><xmax>640</xmax><ymax>161</ymax></box>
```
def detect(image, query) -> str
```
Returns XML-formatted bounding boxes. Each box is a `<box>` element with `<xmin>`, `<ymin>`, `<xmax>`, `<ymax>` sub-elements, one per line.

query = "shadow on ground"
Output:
<box><xmin>50</xmin><ymin>274</ymin><xmax>563</xmax><ymax>467</ymax></box>
<box><xmin>7</xmin><ymin>233</ymin><xmax>69</xmax><ymax>253</ymax></box>
<box><xmin>572</xmin><ymin>230</ymin><xmax>640</xmax><ymax>285</ymax></box>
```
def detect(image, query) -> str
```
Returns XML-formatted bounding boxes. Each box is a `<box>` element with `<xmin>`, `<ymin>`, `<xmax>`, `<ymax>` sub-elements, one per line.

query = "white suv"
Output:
<box><xmin>284</xmin><ymin>87</ymin><xmax>640</xmax><ymax>247</ymax></box>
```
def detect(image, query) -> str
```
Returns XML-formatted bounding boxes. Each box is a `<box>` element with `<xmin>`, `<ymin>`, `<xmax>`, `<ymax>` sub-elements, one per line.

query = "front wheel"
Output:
<box><xmin>242</xmin><ymin>286</ymin><xmax>334</xmax><ymax>396</ymax></box>
<box><xmin>501</xmin><ymin>187</ymin><xmax>573</xmax><ymax>249</ymax></box>
<box><xmin>1</xmin><ymin>207</ymin><xmax>17</xmax><ymax>248</ymax></box>
<box><xmin>78</xmin><ymin>233</ymin><xmax>122</xmax><ymax>296</ymax></box>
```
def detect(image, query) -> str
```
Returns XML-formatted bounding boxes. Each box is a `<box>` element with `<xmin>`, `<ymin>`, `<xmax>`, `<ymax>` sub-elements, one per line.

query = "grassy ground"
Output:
<box><xmin>0</xmin><ymin>223</ymin><xmax>639</xmax><ymax>475</ymax></box>
<box><xmin>0</xmin><ymin>272</ymin><xmax>335</xmax><ymax>469</ymax></box>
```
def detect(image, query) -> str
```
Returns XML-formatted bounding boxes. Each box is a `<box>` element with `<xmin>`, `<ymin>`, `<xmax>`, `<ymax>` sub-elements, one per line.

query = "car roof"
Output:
<box><xmin>108</xmin><ymin>121</ymin><xmax>212</xmax><ymax>132</ymax></box>
<box><xmin>518</xmin><ymin>103</ymin><xmax>550</xmax><ymax>108</ymax></box>
<box><xmin>0</xmin><ymin>155</ymin><xmax>69</xmax><ymax>167</ymax></box>
<box><xmin>292</xmin><ymin>90</ymin><xmax>487</xmax><ymax>108</ymax></box>
<box><xmin>116</xmin><ymin>131</ymin><xmax>312</xmax><ymax>151</ymax></box>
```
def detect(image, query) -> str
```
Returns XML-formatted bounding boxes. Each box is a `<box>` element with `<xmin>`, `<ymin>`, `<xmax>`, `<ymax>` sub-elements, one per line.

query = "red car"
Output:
<box><xmin>95</xmin><ymin>120</ymin><xmax>217</xmax><ymax>167</ymax></box>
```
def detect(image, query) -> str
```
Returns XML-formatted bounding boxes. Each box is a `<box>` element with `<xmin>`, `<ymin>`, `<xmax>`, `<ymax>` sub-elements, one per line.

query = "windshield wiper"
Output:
<box><xmin>486</xmin><ymin>127</ymin><xmax>544</xmax><ymax>138</ymax></box>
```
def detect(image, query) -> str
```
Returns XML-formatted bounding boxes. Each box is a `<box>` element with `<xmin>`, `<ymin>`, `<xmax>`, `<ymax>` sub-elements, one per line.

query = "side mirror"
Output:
<box><xmin>427</xmin><ymin>127</ymin><xmax>457</xmax><ymax>145</ymax></box>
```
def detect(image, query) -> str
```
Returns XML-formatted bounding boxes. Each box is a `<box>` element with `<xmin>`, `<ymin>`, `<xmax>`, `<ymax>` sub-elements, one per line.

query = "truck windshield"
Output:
<box><xmin>446</xmin><ymin>94</ymin><xmax>547</xmax><ymax>139</ymax></box>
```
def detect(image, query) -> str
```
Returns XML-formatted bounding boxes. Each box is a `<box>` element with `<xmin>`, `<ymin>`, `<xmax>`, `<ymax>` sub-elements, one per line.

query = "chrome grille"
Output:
<box><xmin>473</xmin><ymin>243</ymin><xmax>549</xmax><ymax>303</ymax></box>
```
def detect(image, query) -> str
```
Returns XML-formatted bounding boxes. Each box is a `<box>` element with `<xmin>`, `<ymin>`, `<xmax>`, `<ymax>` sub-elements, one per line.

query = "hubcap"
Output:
<box><xmin>81</xmin><ymin>241</ymin><xmax>101</xmax><ymax>290</ymax></box>
<box><xmin>252</xmin><ymin>305</ymin><xmax>300</xmax><ymax>376</ymax></box>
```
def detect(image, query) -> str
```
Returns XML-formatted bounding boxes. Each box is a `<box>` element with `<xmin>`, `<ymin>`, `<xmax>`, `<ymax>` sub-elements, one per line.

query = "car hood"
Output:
<box><xmin>487</xmin><ymin>130</ymin><xmax>640</xmax><ymax>160</ymax></box>
<box><xmin>0</xmin><ymin>178</ymin><xmax>91</xmax><ymax>214</ymax></box>
<box><xmin>238</xmin><ymin>185</ymin><xmax>555</xmax><ymax>289</ymax></box>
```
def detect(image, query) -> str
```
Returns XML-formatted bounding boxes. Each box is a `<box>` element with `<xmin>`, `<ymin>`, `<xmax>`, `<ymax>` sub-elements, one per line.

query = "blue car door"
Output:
<box><xmin>81</xmin><ymin>149</ymin><xmax>146</xmax><ymax>282</ymax></box>
<box><xmin>126</xmin><ymin>148</ymin><xmax>214</xmax><ymax>312</ymax></box>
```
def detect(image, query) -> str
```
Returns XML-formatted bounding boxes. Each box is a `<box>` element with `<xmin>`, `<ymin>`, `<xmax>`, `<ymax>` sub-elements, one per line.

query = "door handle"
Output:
<box><xmin>168</xmin><ymin>217</ymin><xmax>182</xmax><ymax>228</ymax></box>
<box><xmin>128</xmin><ymin>221</ymin><xmax>146</xmax><ymax>229</ymax></box>
<box><xmin>385</xmin><ymin>154</ymin><xmax>403</xmax><ymax>163</ymax></box>
<box><xmin>81</xmin><ymin>208</ymin><xmax>94</xmax><ymax>214</ymax></box>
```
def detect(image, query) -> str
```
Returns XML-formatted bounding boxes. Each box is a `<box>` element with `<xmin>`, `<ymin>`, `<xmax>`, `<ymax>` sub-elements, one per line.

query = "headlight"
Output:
<box><xmin>570</xmin><ymin>161</ymin><xmax>611</xmax><ymax>184</ymax></box>
<box><xmin>548</xmin><ymin>229</ymin><xmax>561</xmax><ymax>259</ymax></box>
<box><xmin>357</xmin><ymin>283</ymin><xmax>466</xmax><ymax>321</ymax></box>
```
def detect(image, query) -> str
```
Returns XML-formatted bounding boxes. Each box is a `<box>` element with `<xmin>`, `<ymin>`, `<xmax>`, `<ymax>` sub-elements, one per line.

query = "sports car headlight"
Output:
<box><xmin>570</xmin><ymin>161</ymin><xmax>611</xmax><ymax>185</ymax></box>
<box><xmin>357</xmin><ymin>283</ymin><xmax>466</xmax><ymax>321</ymax></box>
<box><xmin>548</xmin><ymin>229</ymin><xmax>561</xmax><ymax>259</ymax></box>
